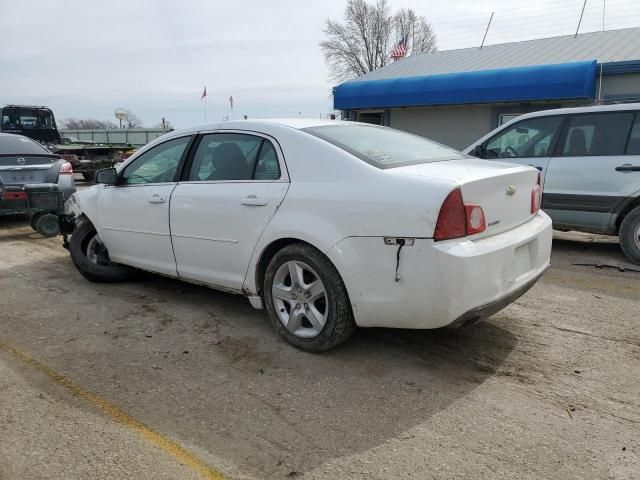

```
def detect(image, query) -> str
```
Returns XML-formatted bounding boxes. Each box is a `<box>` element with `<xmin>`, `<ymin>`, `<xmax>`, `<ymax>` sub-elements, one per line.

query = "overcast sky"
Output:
<box><xmin>1</xmin><ymin>0</ymin><xmax>637</xmax><ymax>128</ymax></box>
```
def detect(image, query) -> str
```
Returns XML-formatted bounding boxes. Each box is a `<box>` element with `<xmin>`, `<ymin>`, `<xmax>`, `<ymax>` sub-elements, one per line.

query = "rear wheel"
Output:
<box><xmin>263</xmin><ymin>243</ymin><xmax>355</xmax><ymax>352</ymax></box>
<box><xmin>30</xmin><ymin>213</ymin><xmax>45</xmax><ymax>231</ymax></box>
<box><xmin>34</xmin><ymin>213</ymin><xmax>60</xmax><ymax>237</ymax></box>
<box><xmin>619</xmin><ymin>206</ymin><xmax>640</xmax><ymax>265</ymax></box>
<box><xmin>69</xmin><ymin>220</ymin><xmax>132</xmax><ymax>282</ymax></box>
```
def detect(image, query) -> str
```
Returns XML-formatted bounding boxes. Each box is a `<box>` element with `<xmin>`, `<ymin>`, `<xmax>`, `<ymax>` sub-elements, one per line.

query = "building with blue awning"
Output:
<box><xmin>334</xmin><ymin>28</ymin><xmax>640</xmax><ymax>149</ymax></box>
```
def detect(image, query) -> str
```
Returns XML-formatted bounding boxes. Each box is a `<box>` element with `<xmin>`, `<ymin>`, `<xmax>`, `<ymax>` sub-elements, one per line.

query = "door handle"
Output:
<box><xmin>241</xmin><ymin>195</ymin><xmax>268</xmax><ymax>207</ymax></box>
<box><xmin>528</xmin><ymin>164</ymin><xmax>543</xmax><ymax>171</ymax></box>
<box><xmin>148</xmin><ymin>194</ymin><xmax>166</xmax><ymax>204</ymax></box>
<box><xmin>615</xmin><ymin>164</ymin><xmax>640</xmax><ymax>172</ymax></box>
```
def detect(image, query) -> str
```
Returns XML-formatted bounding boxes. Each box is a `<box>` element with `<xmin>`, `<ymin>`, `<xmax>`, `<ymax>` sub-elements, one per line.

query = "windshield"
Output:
<box><xmin>1</xmin><ymin>107</ymin><xmax>57</xmax><ymax>130</ymax></box>
<box><xmin>303</xmin><ymin>124</ymin><xmax>466</xmax><ymax>169</ymax></box>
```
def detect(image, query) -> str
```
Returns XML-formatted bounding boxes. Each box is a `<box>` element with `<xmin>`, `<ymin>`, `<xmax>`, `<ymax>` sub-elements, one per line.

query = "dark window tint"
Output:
<box><xmin>303</xmin><ymin>124</ymin><xmax>465</xmax><ymax>169</ymax></box>
<box><xmin>188</xmin><ymin>133</ymin><xmax>272</xmax><ymax>181</ymax></box>
<box><xmin>484</xmin><ymin>116</ymin><xmax>563</xmax><ymax>159</ymax></box>
<box><xmin>122</xmin><ymin>136</ymin><xmax>190</xmax><ymax>185</ymax></box>
<box><xmin>0</xmin><ymin>134</ymin><xmax>49</xmax><ymax>154</ymax></box>
<box><xmin>626</xmin><ymin>115</ymin><xmax>640</xmax><ymax>155</ymax></box>
<box><xmin>560</xmin><ymin>112</ymin><xmax>634</xmax><ymax>156</ymax></box>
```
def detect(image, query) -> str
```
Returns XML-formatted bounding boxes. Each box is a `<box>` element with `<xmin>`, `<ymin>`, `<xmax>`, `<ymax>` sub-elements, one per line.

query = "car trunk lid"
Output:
<box><xmin>0</xmin><ymin>154</ymin><xmax>59</xmax><ymax>185</ymax></box>
<box><xmin>391</xmin><ymin>158</ymin><xmax>539</xmax><ymax>239</ymax></box>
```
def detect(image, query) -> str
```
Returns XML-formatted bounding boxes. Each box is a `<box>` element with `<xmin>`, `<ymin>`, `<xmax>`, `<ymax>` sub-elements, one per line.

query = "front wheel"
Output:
<box><xmin>263</xmin><ymin>243</ymin><xmax>356</xmax><ymax>352</ymax></box>
<box><xmin>69</xmin><ymin>220</ymin><xmax>133</xmax><ymax>282</ymax></box>
<box><xmin>619</xmin><ymin>206</ymin><xmax>640</xmax><ymax>265</ymax></box>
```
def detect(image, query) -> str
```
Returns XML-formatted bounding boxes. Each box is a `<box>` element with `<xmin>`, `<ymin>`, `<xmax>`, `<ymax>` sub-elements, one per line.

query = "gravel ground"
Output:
<box><xmin>0</xmin><ymin>216</ymin><xmax>638</xmax><ymax>479</ymax></box>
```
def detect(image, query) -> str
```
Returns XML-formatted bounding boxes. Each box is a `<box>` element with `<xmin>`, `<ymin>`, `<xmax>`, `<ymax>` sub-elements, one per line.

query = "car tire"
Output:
<box><xmin>619</xmin><ymin>205</ymin><xmax>640</xmax><ymax>265</ymax></box>
<box><xmin>69</xmin><ymin>220</ymin><xmax>132</xmax><ymax>282</ymax></box>
<box><xmin>34</xmin><ymin>213</ymin><xmax>60</xmax><ymax>237</ymax></box>
<box><xmin>263</xmin><ymin>243</ymin><xmax>356</xmax><ymax>352</ymax></box>
<box><xmin>30</xmin><ymin>213</ymin><xmax>45</xmax><ymax>231</ymax></box>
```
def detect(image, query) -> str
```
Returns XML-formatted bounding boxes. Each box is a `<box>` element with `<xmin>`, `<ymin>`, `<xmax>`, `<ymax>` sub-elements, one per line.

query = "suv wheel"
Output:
<box><xmin>619</xmin><ymin>205</ymin><xmax>640</xmax><ymax>265</ymax></box>
<box><xmin>263</xmin><ymin>243</ymin><xmax>356</xmax><ymax>352</ymax></box>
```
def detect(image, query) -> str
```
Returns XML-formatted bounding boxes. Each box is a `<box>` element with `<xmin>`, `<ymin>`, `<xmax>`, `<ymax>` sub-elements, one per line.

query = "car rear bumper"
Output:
<box><xmin>326</xmin><ymin>211</ymin><xmax>552</xmax><ymax>329</ymax></box>
<box><xmin>0</xmin><ymin>183</ymin><xmax>65</xmax><ymax>215</ymax></box>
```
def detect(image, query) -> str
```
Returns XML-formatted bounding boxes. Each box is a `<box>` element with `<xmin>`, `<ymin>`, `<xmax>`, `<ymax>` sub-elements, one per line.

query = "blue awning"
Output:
<box><xmin>334</xmin><ymin>61</ymin><xmax>597</xmax><ymax>110</ymax></box>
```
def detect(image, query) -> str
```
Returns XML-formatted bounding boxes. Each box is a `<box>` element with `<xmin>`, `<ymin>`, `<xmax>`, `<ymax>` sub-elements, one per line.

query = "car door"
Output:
<box><xmin>543</xmin><ymin>111</ymin><xmax>638</xmax><ymax>232</ymax></box>
<box><xmin>96</xmin><ymin>135</ymin><xmax>193</xmax><ymax>276</ymax></box>
<box><xmin>477</xmin><ymin>115</ymin><xmax>564</xmax><ymax>186</ymax></box>
<box><xmin>170</xmin><ymin>131</ymin><xmax>289</xmax><ymax>290</ymax></box>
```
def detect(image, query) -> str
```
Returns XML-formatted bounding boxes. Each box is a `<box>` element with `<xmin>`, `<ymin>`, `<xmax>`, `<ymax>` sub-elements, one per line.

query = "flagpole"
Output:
<box><xmin>204</xmin><ymin>96</ymin><xmax>207</xmax><ymax>122</ymax></box>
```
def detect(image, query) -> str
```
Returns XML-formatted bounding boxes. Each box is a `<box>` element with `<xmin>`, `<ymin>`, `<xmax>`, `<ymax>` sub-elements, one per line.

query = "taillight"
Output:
<box><xmin>465</xmin><ymin>204</ymin><xmax>486</xmax><ymax>235</ymax></box>
<box><xmin>3</xmin><ymin>190</ymin><xmax>28</xmax><ymax>200</ymax></box>
<box><xmin>434</xmin><ymin>188</ymin><xmax>486</xmax><ymax>241</ymax></box>
<box><xmin>531</xmin><ymin>174</ymin><xmax>541</xmax><ymax>214</ymax></box>
<box><xmin>59</xmin><ymin>161</ymin><xmax>73</xmax><ymax>175</ymax></box>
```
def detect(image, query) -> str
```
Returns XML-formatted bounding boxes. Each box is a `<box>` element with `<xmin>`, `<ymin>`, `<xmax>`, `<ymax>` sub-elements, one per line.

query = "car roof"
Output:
<box><xmin>167</xmin><ymin>118</ymin><xmax>352</xmax><ymax>137</ymax></box>
<box><xmin>514</xmin><ymin>102</ymin><xmax>640</xmax><ymax>120</ymax></box>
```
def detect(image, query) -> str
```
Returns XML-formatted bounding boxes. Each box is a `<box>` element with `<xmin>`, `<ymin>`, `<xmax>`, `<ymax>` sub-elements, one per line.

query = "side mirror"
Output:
<box><xmin>472</xmin><ymin>144</ymin><xmax>484</xmax><ymax>158</ymax></box>
<box><xmin>95</xmin><ymin>167</ymin><xmax>117</xmax><ymax>185</ymax></box>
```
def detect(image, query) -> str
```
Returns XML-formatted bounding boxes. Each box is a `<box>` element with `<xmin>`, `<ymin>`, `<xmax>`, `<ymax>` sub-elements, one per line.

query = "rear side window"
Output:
<box><xmin>188</xmin><ymin>133</ymin><xmax>280</xmax><ymax>181</ymax></box>
<box><xmin>0</xmin><ymin>134</ymin><xmax>49</xmax><ymax>155</ymax></box>
<box><xmin>303</xmin><ymin>124</ymin><xmax>465</xmax><ymax>169</ymax></box>
<box><xmin>626</xmin><ymin>115</ymin><xmax>640</xmax><ymax>155</ymax></box>
<box><xmin>560</xmin><ymin>112</ymin><xmax>634</xmax><ymax>156</ymax></box>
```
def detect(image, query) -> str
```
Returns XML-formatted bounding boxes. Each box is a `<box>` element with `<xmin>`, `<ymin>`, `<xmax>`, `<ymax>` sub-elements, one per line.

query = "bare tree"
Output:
<box><xmin>60</xmin><ymin>118</ymin><xmax>118</xmax><ymax>129</ymax></box>
<box><xmin>124</xmin><ymin>110</ymin><xmax>143</xmax><ymax>128</ymax></box>
<box><xmin>320</xmin><ymin>0</ymin><xmax>437</xmax><ymax>82</ymax></box>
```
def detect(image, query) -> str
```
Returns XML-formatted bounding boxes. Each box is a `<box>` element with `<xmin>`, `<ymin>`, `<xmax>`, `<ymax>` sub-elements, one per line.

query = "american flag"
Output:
<box><xmin>201</xmin><ymin>86</ymin><xmax>207</xmax><ymax>101</ymax></box>
<box><xmin>390</xmin><ymin>38</ymin><xmax>407</xmax><ymax>61</ymax></box>
<box><xmin>229</xmin><ymin>95</ymin><xmax>234</xmax><ymax>109</ymax></box>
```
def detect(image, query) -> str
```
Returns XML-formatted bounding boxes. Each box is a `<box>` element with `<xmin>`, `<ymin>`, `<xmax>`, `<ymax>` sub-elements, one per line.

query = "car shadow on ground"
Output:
<box><xmin>1</xmin><ymin>247</ymin><xmax>519</xmax><ymax>478</ymax></box>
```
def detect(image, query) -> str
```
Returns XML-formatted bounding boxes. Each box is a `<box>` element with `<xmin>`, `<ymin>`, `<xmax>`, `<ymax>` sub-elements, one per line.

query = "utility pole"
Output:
<box><xmin>480</xmin><ymin>12</ymin><xmax>494</xmax><ymax>49</ymax></box>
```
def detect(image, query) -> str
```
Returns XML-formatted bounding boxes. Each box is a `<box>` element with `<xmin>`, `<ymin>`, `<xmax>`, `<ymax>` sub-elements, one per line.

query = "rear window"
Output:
<box><xmin>303</xmin><ymin>124</ymin><xmax>465</xmax><ymax>169</ymax></box>
<box><xmin>0</xmin><ymin>135</ymin><xmax>50</xmax><ymax>155</ymax></box>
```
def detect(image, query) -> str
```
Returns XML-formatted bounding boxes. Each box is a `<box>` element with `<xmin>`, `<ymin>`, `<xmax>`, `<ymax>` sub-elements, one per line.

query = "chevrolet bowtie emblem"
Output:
<box><xmin>506</xmin><ymin>185</ymin><xmax>517</xmax><ymax>196</ymax></box>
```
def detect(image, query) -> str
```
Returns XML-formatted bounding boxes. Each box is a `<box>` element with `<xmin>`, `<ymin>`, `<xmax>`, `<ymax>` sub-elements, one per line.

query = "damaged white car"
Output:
<box><xmin>61</xmin><ymin>119</ymin><xmax>552</xmax><ymax>351</ymax></box>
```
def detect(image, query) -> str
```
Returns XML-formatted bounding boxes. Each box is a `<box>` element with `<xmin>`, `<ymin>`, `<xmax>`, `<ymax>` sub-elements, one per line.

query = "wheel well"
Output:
<box><xmin>255</xmin><ymin>238</ymin><xmax>315</xmax><ymax>297</ymax></box>
<box><xmin>615</xmin><ymin>197</ymin><xmax>640</xmax><ymax>233</ymax></box>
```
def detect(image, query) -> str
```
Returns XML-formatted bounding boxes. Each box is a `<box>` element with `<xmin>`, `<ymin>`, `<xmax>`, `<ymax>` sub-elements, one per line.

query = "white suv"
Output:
<box><xmin>465</xmin><ymin>103</ymin><xmax>640</xmax><ymax>264</ymax></box>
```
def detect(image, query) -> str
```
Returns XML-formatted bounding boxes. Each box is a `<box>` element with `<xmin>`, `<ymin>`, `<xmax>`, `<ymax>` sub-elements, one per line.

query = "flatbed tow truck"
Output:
<box><xmin>1</xmin><ymin>105</ymin><xmax>134</xmax><ymax>181</ymax></box>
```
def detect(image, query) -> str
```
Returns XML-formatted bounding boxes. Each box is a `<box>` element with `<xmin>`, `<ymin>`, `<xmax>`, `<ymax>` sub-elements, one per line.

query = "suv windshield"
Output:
<box><xmin>303</xmin><ymin>124</ymin><xmax>465</xmax><ymax>169</ymax></box>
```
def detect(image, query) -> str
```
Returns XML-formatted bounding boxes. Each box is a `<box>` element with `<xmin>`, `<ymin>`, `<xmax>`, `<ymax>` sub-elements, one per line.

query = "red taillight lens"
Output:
<box><xmin>59</xmin><ymin>161</ymin><xmax>73</xmax><ymax>175</ymax></box>
<box><xmin>434</xmin><ymin>188</ymin><xmax>487</xmax><ymax>241</ymax></box>
<box><xmin>465</xmin><ymin>204</ymin><xmax>486</xmax><ymax>235</ymax></box>
<box><xmin>3</xmin><ymin>190</ymin><xmax>28</xmax><ymax>201</ymax></box>
<box><xmin>531</xmin><ymin>184</ymin><xmax>541</xmax><ymax>214</ymax></box>
<box><xmin>434</xmin><ymin>188</ymin><xmax>467</xmax><ymax>241</ymax></box>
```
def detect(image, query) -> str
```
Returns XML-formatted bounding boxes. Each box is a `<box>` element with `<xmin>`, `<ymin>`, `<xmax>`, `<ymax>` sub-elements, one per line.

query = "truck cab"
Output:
<box><xmin>1</xmin><ymin>105</ymin><xmax>62</xmax><ymax>144</ymax></box>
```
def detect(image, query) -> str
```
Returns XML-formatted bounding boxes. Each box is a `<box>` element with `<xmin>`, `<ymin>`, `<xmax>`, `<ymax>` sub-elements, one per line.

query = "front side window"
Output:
<box><xmin>122</xmin><ymin>136</ymin><xmax>190</xmax><ymax>185</ymax></box>
<box><xmin>188</xmin><ymin>133</ymin><xmax>280</xmax><ymax>181</ymax></box>
<box><xmin>303</xmin><ymin>124</ymin><xmax>465</xmax><ymax>169</ymax></box>
<box><xmin>484</xmin><ymin>116</ymin><xmax>563</xmax><ymax>159</ymax></box>
<box><xmin>560</xmin><ymin>112</ymin><xmax>634</xmax><ymax>157</ymax></box>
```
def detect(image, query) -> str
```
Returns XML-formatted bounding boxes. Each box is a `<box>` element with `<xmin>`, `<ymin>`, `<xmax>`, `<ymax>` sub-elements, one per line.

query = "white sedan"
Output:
<box><xmin>62</xmin><ymin>119</ymin><xmax>552</xmax><ymax>351</ymax></box>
